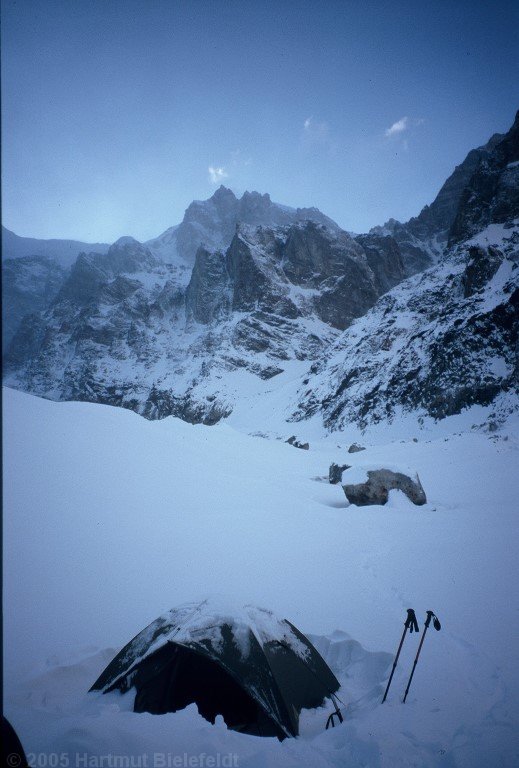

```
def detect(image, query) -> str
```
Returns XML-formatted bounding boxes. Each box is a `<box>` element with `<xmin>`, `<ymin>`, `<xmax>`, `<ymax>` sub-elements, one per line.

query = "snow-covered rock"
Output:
<box><xmin>2</xmin><ymin>255</ymin><xmax>66</xmax><ymax>350</ymax></box>
<box><xmin>3</xmin><ymin>112</ymin><xmax>519</xmax><ymax>434</ymax></box>
<box><xmin>341</xmin><ymin>466</ymin><xmax>427</xmax><ymax>506</ymax></box>
<box><xmin>145</xmin><ymin>185</ymin><xmax>341</xmax><ymax>265</ymax></box>
<box><xmin>4</xmin><ymin>219</ymin><xmax>406</xmax><ymax>423</ymax></box>
<box><xmin>293</xmin><ymin>224</ymin><xmax>519</xmax><ymax>430</ymax></box>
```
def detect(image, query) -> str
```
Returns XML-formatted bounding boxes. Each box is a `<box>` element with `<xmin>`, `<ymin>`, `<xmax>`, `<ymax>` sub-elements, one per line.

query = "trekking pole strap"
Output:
<box><xmin>325</xmin><ymin>710</ymin><xmax>344</xmax><ymax>729</ymax></box>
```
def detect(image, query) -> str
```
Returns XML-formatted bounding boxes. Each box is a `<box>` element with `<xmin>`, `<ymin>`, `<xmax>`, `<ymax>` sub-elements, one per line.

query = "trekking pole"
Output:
<box><xmin>382</xmin><ymin>609</ymin><xmax>419</xmax><ymax>703</ymax></box>
<box><xmin>402</xmin><ymin>610</ymin><xmax>441</xmax><ymax>703</ymax></box>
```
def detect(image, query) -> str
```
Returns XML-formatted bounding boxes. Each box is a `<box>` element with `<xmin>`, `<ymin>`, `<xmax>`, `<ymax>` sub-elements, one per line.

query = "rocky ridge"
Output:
<box><xmin>292</xmin><ymin>112</ymin><xmax>519</xmax><ymax>431</ymax></box>
<box><xmin>3</xmin><ymin>111</ymin><xmax>519</xmax><ymax>429</ymax></box>
<box><xmin>4</xmin><ymin>220</ymin><xmax>405</xmax><ymax>423</ymax></box>
<box><xmin>371</xmin><ymin>127</ymin><xmax>508</xmax><ymax>275</ymax></box>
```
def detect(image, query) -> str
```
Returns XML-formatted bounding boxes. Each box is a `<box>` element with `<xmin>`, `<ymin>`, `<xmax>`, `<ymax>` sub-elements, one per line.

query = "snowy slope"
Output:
<box><xmin>294</xmin><ymin>220</ymin><xmax>519</xmax><ymax>431</ymax></box>
<box><xmin>4</xmin><ymin>221</ymin><xmax>404</xmax><ymax>424</ymax></box>
<box><xmin>4</xmin><ymin>387</ymin><xmax>519</xmax><ymax>767</ymax></box>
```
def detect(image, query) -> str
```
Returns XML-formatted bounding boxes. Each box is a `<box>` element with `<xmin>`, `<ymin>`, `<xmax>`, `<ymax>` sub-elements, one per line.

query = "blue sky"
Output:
<box><xmin>1</xmin><ymin>0</ymin><xmax>518</xmax><ymax>242</ymax></box>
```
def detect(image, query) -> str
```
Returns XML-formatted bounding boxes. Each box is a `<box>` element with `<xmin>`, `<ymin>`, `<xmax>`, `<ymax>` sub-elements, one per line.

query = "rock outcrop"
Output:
<box><xmin>370</xmin><ymin>121</ymin><xmax>512</xmax><ymax>276</ymax></box>
<box><xmin>342</xmin><ymin>468</ymin><xmax>427</xmax><ymax>506</ymax></box>
<box><xmin>328</xmin><ymin>463</ymin><xmax>351</xmax><ymax>484</ymax></box>
<box><xmin>293</xmin><ymin>111</ymin><xmax>519</xmax><ymax>431</ymax></box>
<box><xmin>293</xmin><ymin>230</ymin><xmax>518</xmax><ymax>430</ymax></box>
<box><xmin>449</xmin><ymin>111</ymin><xmax>519</xmax><ymax>245</ymax></box>
<box><xmin>2</xmin><ymin>256</ymin><xmax>66</xmax><ymax>350</ymax></box>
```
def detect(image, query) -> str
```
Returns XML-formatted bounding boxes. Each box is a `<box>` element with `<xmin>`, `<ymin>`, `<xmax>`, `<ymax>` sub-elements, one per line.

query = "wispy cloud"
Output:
<box><xmin>303</xmin><ymin>116</ymin><xmax>330</xmax><ymax>144</ymax></box>
<box><xmin>385</xmin><ymin>116</ymin><xmax>409</xmax><ymax>137</ymax></box>
<box><xmin>208</xmin><ymin>165</ymin><xmax>228</xmax><ymax>184</ymax></box>
<box><xmin>384</xmin><ymin>116</ymin><xmax>425</xmax><ymax>141</ymax></box>
<box><xmin>230</xmin><ymin>149</ymin><xmax>252</xmax><ymax>168</ymax></box>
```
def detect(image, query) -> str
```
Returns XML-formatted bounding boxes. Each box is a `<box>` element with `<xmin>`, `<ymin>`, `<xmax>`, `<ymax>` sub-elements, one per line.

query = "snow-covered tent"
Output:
<box><xmin>90</xmin><ymin>598</ymin><xmax>341</xmax><ymax>739</ymax></box>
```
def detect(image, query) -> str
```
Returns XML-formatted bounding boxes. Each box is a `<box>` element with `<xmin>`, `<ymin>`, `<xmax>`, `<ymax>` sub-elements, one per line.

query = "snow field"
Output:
<box><xmin>3</xmin><ymin>388</ymin><xmax>519</xmax><ymax>766</ymax></box>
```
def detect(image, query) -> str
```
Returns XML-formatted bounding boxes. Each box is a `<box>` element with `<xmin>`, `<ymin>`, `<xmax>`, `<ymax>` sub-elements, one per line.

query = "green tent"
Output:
<box><xmin>90</xmin><ymin>598</ymin><xmax>341</xmax><ymax>739</ymax></box>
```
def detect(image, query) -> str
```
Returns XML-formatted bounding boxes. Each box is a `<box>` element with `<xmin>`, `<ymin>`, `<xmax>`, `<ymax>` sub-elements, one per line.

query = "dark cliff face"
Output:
<box><xmin>184</xmin><ymin>222</ymin><xmax>406</xmax><ymax>331</ymax></box>
<box><xmin>355</xmin><ymin>234</ymin><xmax>406</xmax><ymax>295</ymax></box>
<box><xmin>185</xmin><ymin>248</ymin><xmax>231</xmax><ymax>324</ymax></box>
<box><xmin>448</xmin><ymin>111</ymin><xmax>519</xmax><ymax>245</ymax></box>
<box><xmin>370</xmin><ymin>122</ymin><xmax>512</xmax><ymax>277</ymax></box>
<box><xmin>56</xmin><ymin>238</ymin><xmax>160</xmax><ymax>306</ymax></box>
<box><xmin>408</xmin><ymin>134</ymin><xmax>504</xmax><ymax>241</ymax></box>
<box><xmin>2</xmin><ymin>256</ymin><xmax>67</xmax><ymax>351</ymax></box>
<box><xmin>293</xmin><ymin>228</ymin><xmax>519</xmax><ymax>431</ymax></box>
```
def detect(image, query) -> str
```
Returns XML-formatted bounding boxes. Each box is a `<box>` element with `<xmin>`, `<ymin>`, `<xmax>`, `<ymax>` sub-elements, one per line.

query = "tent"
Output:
<box><xmin>90</xmin><ymin>598</ymin><xmax>341</xmax><ymax>739</ymax></box>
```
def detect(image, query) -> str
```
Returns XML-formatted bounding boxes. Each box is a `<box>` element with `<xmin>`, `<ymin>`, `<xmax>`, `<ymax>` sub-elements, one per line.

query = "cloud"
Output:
<box><xmin>385</xmin><ymin>116</ymin><xmax>409</xmax><ymax>137</ymax></box>
<box><xmin>230</xmin><ymin>149</ymin><xmax>252</xmax><ymax>167</ymax></box>
<box><xmin>208</xmin><ymin>165</ymin><xmax>228</xmax><ymax>184</ymax></box>
<box><xmin>303</xmin><ymin>116</ymin><xmax>329</xmax><ymax>142</ymax></box>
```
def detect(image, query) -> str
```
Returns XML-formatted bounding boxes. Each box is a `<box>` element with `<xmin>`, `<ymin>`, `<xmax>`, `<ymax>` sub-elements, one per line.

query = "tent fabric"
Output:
<box><xmin>90</xmin><ymin>598</ymin><xmax>340</xmax><ymax>739</ymax></box>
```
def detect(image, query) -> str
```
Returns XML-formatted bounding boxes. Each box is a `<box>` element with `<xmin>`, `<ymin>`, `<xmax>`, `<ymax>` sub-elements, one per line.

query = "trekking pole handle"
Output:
<box><xmin>425</xmin><ymin>611</ymin><xmax>441</xmax><ymax>631</ymax></box>
<box><xmin>405</xmin><ymin>609</ymin><xmax>419</xmax><ymax>633</ymax></box>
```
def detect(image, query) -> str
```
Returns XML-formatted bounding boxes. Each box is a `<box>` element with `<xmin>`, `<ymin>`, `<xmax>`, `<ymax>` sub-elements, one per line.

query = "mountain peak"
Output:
<box><xmin>242</xmin><ymin>190</ymin><xmax>271</xmax><ymax>202</ymax></box>
<box><xmin>112</xmin><ymin>235</ymin><xmax>141</xmax><ymax>248</ymax></box>
<box><xmin>210</xmin><ymin>185</ymin><xmax>237</xmax><ymax>201</ymax></box>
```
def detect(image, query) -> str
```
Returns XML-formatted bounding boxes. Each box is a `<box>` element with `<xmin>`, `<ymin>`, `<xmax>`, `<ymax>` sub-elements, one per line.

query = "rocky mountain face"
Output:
<box><xmin>293</xmin><ymin>224</ymin><xmax>518</xmax><ymax>430</ymax></box>
<box><xmin>371</xmin><ymin>126</ymin><xmax>508</xmax><ymax>276</ymax></box>
<box><xmin>4</xmin><ymin>111</ymin><xmax>518</xmax><ymax>430</ymax></box>
<box><xmin>145</xmin><ymin>185</ymin><xmax>341</xmax><ymax>264</ymax></box>
<box><xmin>449</xmin><ymin>111</ymin><xmax>519</xmax><ymax>244</ymax></box>
<box><xmin>2</xmin><ymin>256</ymin><xmax>67</xmax><ymax>351</ymax></box>
<box><xmin>2</xmin><ymin>188</ymin><xmax>341</xmax><ymax>349</ymax></box>
<box><xmin>292</xmin><ymin>113</ymin><xmax>519</xmax><ymax>430</ymax></box>
<box><xmin>3</xmin><ymin>221</ymin><xmax>405</xmax><ymax>423</ymax></box>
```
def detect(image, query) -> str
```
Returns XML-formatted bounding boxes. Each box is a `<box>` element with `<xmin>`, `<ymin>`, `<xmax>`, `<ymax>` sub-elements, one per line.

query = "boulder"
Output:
<box><xmin>348</xmin><ymin>443</ymin><xmax>366</xmax><ymax>454</ymax></box>
<box><xmin>286</xmin><ymin>436</ymin><xmax>310</xmax><ymax>450</ymax></box>
<box><xmin>328</xmin><ymin>462</ymin><xmax>351</xmax><ymax>484</ymax></box>
<box><xmin>342</xmin><ymin>468</ymin><xmax>427</xmax><ymax>506</ymax></box>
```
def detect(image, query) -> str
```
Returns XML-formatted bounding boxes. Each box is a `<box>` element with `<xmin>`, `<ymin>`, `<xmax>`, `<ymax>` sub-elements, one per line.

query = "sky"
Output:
<box><xmin>1</xmin><ymin>0</ymin><xmax>518</xmax><ymax>243</ymax></box>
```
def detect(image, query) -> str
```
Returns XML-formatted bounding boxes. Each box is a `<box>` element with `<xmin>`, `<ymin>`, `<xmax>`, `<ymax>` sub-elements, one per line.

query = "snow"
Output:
<box><xmin>98</xmin><ymin>598</ymin><xmax>313</xmax><ymax>682</ymax></box>
<box><xmin>3</xmin><ymin>386</ymin><xmax>519</xmax><ymax>767</ymax></box>
<box><xmin>465</xmin><ymin>219</ymin><xmax>519</xmax><ymax>248</ymax></box>
<box><xmin>339</xmin><ymin>462</ymin><xmax>421</xmax><ymax>486</ymax></box>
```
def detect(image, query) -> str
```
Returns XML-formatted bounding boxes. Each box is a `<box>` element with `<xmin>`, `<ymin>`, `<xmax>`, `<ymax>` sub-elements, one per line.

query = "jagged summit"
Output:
<box><xmin>145</xmin><ymin>185</ymin><xmax>341</xmax><ymax>265</ymax></box>
<box><xmin>370</xmin><ymin>118</ymin><xmax>517</xmax><ymax>276</ymax></box>
<box><xmin>210</xmin><ymin>184</ymin><xmax>238</xmax><ymax>201</ymax></box>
